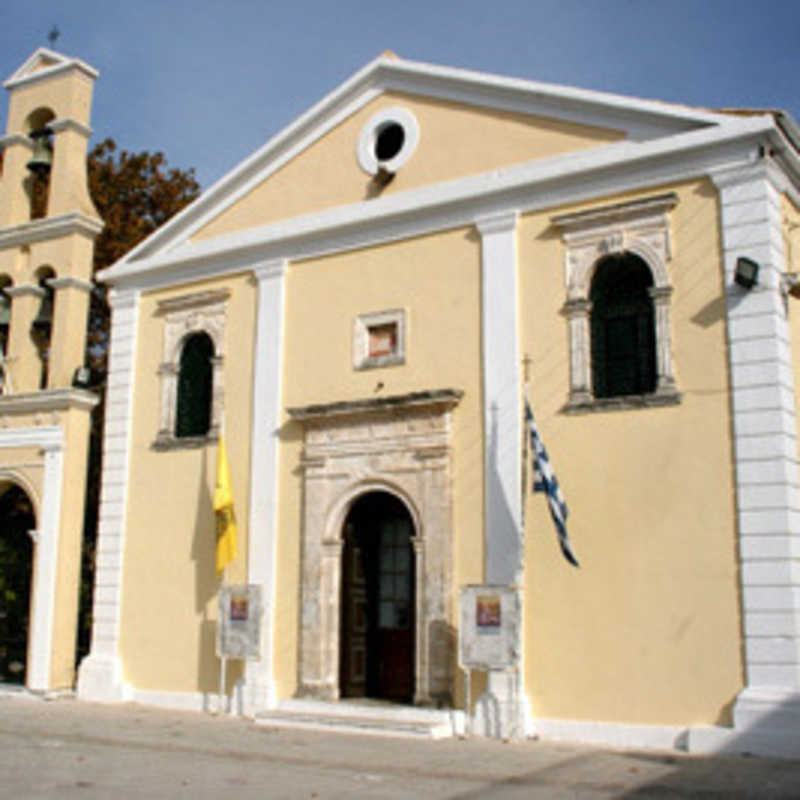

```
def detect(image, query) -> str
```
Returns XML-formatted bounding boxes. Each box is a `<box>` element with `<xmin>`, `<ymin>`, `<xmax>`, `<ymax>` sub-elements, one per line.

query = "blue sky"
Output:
<box><xmin>2</xmin><ymin>0</ymin><xmax>799</xmax><ymax>188</ymax></box>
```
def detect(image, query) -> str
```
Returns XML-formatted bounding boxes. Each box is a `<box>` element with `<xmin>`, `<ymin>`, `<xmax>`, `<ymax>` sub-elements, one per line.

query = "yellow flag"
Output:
<box><xmin>214</xmin><ymin>436</ymin><xmax>237</xmax><ymax>574</ymax></box>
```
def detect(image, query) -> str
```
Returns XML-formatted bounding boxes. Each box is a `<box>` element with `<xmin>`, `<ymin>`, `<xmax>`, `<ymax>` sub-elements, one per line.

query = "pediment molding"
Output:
<box><xmin>103</xmin><ymin>55</ymin><xmax>758</xmax><ymax>279</ymax></box>
<box><xmin>4</xmin><ymin>47</ymin><xmax>98</xmax><ymax>90</ymax></box>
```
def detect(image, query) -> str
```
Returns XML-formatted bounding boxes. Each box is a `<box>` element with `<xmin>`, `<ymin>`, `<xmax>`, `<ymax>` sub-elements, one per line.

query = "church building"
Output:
<box><xmin>3</xmin><ymin>47</ymin><xmax>800</xmax><ymax>757</ymax></box>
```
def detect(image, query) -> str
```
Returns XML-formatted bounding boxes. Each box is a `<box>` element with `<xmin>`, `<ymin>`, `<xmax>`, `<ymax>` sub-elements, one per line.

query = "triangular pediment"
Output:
<box><xmin>100</xmin><ymin>54</ymin><xmax>779</xmax><ymax>283</ymax></box>
<box><xmin>4</xmin><ymin>47</ymin><xmax>98</xmax><ymax>90</ymax></box>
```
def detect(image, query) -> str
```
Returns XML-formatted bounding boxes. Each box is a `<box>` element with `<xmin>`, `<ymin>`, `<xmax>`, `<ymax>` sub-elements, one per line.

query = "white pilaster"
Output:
<box><xmin>475</xmin><ymin>211</ymin><xmax>526</xmax><ymax>738</ymax></box>
<box><xmin>243</xmin><ymin>259</ymin><xmax>287</xmax><ymax>714</ymax></box>
<box><xmin>476</xmin><ymin>211</ymin><xmax>522</xmax><ymax>585</ymax></box>
<box><xmin>712</xmin><ymin>160</ymin><xmax>800</xmax><ymax>755</ymax></box>
<box><xmin>0</xmin><ymin>426</ymin><xmax>64</xmax><ymax>691</ymax></box>
<box><xmin>77</xmin><ymin>288</ymin><xmax>140</xmax><ymax>702</ymax></box>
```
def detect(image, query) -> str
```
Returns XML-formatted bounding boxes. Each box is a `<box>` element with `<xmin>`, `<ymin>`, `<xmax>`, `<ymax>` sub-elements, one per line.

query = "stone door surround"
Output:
<box><xmin>288</xmin><ymin>389</ymin><xmax>462</xmax><ymax>706</ymax></box>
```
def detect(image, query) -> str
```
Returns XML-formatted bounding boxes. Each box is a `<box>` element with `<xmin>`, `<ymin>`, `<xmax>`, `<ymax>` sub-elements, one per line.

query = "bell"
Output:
<box><xmin>26</xmin><ymin>129</ymin><xmax>53</xmax><ymax>177</ymax></box>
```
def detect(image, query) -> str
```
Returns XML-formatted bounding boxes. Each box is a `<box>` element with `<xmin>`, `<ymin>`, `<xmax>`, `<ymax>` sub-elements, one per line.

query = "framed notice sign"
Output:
<box><xmin>216</xmin><ymin>584</ymin><xmax>262</xmax><ymax>660</ymax></box>
<box><xmin>458</xmin><ymin>585</ymin><xmax>520</xmax><ymax>670</ymax></box>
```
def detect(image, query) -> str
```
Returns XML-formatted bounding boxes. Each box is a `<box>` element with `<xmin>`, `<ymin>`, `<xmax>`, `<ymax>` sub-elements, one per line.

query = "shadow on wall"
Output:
<box><xmin>485</xmin><ymin>403</ymin><xmax>522</xmax><ymax>585</ymax></box>
<box><xmin>192</xmin><ymin>447</ymin><xmax>220</xmax><ymax>694</ymax></box>
<box><xmin>428</xmin><ymin>619</ymin><xmax>456</xmax><ymax>708</ymax></box>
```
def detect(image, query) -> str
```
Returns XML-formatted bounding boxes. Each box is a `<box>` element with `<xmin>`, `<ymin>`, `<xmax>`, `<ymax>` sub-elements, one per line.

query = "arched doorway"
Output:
<box><xmin>340</xmin><ymin>491</ymin><xmax>415</xmax><ymax>702</ymax></box>
<box><xmin>0</xmin><ymin>483</ymin><xmax>35</xmax><ymax>685</ymax></box>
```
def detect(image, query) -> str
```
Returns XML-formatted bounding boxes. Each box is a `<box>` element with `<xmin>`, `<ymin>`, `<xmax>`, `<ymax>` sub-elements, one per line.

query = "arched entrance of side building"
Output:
<box><xmin>340</xmin><ymin>491</ymin><xmax>415</xmax><ymax>702</ymax></box>
<box><xmin>0</xmin><ymin>482</ymin><xmax>35</xmax><ymax>685</ymax></box>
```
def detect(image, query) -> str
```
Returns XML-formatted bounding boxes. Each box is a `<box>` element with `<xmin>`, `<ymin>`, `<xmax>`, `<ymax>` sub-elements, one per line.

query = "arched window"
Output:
<box><xmin>553</xmin><ymin>193</ymin><xmax>679</xmax><ymax>411</ymax></box>
<box><xmin>174</xmin><ymin>332</ymin><xmax>214</xmax><ymax>438</ymax></box>
<box><xmin>590</xmin><ymin>253</ymin><xmax>656</xmax><ymax>398</ymax></box>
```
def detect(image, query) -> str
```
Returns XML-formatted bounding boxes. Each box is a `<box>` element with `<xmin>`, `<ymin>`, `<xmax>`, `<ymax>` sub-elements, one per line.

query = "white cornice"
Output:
<box><xmin>155</xmin><ymin>288</ymin><xmax>229</xmax><ymax>313</ymax></box>
<box><xmin>49</xmin><ymin>276</ymin><xmax>94</xmax><ymax>293</ymax></box>
<box><xmin>109</xmin><ymin>55</ymin><xmax>744</xmax><ymax>269</ymax></box>
<box><xmin>5</xmin><ymin>284</ymin><xmax>45</xmax><ymax>299</ymax></box>
<box><xmin>375</xmin><ymin>58</ymin><xmax>727</xmax><ymax>136</ymax></box>
<box><xmin>0</xmin><ymin>134</ymin><xmax>33</xmax><ymax>149</ymax></box>
<box><xmin>0</xmin><ymin>212</ymin><xmax>104</xmax><ymax>250</ymax></box>
<box><xmin>0</xmin><ymin>389</ymin><xmax>98</xmax><ymax>415</ymax></box>
<box><xmin>551</xmin><ymin>192</ymin><xmax>678</xmax><ymax>233</ymax></box>
<box><xmin>0</xmin><ymin>425</ymin><xmax>63</xmax><ymax>450</ymax></box>
<box><xmin>4</xmin><ymin>48</ymin><xmax>98</xmax><ymax>89</ymax></box>
<box><xmin>100</xmin><ymin>116</ymin><xmax>774</xmax><ymax>292</ymax></box>
<box><xmin>49</xmin><ymin>118</ymin><xmax>93</xmax><ymax>138</ymax></box>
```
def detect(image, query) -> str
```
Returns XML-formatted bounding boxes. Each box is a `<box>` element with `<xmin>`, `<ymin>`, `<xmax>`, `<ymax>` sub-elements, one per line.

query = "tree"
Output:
<box><xmin>77</xmin><ymin>140</ymin><xmax>200</xmax><ymax>659</ymax></box>
<box><xmin>86</xmin><ymin>138</ymin><xmax>201</xmax><ymax>375</ymax></box>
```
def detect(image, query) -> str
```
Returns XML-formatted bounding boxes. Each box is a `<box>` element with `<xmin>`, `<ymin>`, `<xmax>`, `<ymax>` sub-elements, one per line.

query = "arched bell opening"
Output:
<box><xmin>30</xmin><ymin>266</ymin><xmax>55</xmax><ymax>389</ymax></box>
<box><xmin>0</xmin><ymin>482</ymin><xmax>36</xmax><ymax>685</ymax></box>
<box><xmin>0</xmin><ymin>275</ymin><xmax>12</xmax><ymax>382</ymax></box>
<box><xmin>24</xmin><ymin>107</ymin><xmax>55</xmax><ymax>221</ymax></box>
<box><xmin>339</xmin><ymin>490</ymin><xmax>416</xmax><ymax>703</ymax></box>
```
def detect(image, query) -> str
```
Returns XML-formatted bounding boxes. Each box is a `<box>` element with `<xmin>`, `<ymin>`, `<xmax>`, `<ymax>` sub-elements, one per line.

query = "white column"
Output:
<box><xmin>475</xmin><ymin>211</ymin><xmax>525</xmax><ymax>738</ymax></box>
<box><xmin>77</xmin><ymin>287</ymin><xmax>140</xmax><ymax>702</ymax></box>
<box><xmin>713</xmin><ymin>161</ymin><xmax>800</xmax><ymax>752</ymax></box>
<box><xmin>243</xmin><ymin>259</ymin><xmax>287</xmax><ymax>714</ymax></box>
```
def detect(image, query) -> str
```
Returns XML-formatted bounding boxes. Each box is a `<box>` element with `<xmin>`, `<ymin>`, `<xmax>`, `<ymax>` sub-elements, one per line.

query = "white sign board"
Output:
<box><xmin>458</xmin><ymin>585</ymin><xmax>520</xmax><ymax>669</ymax></box>
<box><xmin>216</xmin><ymin>584</ymin><xmax>262</xmax><ymax>660</ymax></box>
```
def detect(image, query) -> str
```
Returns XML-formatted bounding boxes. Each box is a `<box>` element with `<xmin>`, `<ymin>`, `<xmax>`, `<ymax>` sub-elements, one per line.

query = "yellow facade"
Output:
<box><xmin>519</xmin><ymin>180</ymin><xmax>743</xmax><ymax>725</ymax></box>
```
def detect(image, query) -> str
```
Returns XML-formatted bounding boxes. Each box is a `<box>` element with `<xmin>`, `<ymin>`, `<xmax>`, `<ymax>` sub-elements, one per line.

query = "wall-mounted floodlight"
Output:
<box><xmin>735</xmin><ymin>257</ymin><xmax>759</xmax><ymax>289</ymax></box>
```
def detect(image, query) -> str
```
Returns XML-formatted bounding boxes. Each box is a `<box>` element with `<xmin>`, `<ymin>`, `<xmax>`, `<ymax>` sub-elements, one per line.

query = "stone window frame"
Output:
<box><xmin>551</xmin><ymin>193</ymin><xmax>681</xmax><ymax>412</ymax></box>
<box><xmin>353</xmin><ymin>308</ymin><xmax>406</xmax><ymax>370</ymax></box>
<box><xmin>154</xmin><ymin>289</ymin><xmax>228</xmax><ymax>449</ymax></box>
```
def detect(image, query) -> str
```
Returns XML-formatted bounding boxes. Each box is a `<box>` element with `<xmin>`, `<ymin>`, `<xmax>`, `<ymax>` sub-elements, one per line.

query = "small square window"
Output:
<box><xmin>354</xmin><ymin>309</ymin><xmax>405</xmax><ymax>370</ymax></box>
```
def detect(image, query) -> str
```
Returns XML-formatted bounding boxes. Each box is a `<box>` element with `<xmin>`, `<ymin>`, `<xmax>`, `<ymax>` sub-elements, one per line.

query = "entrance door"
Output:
<box><xmin>0</xmin><ymin>484</ymin><xmax>35</xmax><ymax>684</ymax></box>
<box><xmin>340</xmin><ymin>492</ymin><xmax>415</xmax><ymax>702</ymax></box>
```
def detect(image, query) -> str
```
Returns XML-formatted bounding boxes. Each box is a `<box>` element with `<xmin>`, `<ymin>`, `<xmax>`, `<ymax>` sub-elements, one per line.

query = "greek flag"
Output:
<box><xmin>525</xmin><ymin>399</ymin><xmax>579</xmax><ymax>567</ymax></box>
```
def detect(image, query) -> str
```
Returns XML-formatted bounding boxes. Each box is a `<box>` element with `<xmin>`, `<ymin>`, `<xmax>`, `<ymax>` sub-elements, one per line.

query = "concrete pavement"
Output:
<box><xmin>2</xmin><ymin>691</ymin><xmax>800</xmax><ymax>798</ymax></box>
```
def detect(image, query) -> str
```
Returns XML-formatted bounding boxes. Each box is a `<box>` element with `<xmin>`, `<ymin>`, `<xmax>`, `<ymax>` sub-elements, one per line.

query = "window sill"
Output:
<box><xmin>152</xmin><ymin>432</ymin><xmax>219</xmax><ymax>451</ymax></box>
<box><xmin>354</xmin><ymin>354</ymin><xmax>405</xmax><ymax>371</ymax></box>
<box><xmin>564</xmin><ymin>389</ymin><xmax>681</xmax><ymax>415</ymax></box>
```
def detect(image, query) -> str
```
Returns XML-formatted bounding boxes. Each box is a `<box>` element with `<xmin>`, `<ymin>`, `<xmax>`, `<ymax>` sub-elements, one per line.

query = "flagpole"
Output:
<box><xmin>521</xmin><ymin>354</ymin><xmax>532</xmax><ymax>528</ymax></box>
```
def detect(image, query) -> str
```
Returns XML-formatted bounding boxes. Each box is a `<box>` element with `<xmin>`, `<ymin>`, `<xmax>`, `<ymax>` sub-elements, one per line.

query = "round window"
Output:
<box><xmin>374</xmin><ymin>123</ymin><xmax>405</xmax><ymax>162</ymax></box>
<box><xmin>357</xmin><ymin>107</ymin><xmax>419</xmax><ymax>176</ymax></box>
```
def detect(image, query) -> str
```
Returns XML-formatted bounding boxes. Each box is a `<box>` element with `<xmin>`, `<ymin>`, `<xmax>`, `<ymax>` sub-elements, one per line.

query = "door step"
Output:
<box><xmin>255</xmin><ymin>699</ymin><xmax>464</xmax><ymax>739</ymax></box>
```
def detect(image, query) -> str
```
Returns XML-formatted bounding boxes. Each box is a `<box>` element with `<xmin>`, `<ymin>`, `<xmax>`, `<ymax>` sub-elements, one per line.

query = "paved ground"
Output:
<box><xmin>2</xmin><ymin>692</ymin><xmax>800</xmax><ymax>799</ymax></box>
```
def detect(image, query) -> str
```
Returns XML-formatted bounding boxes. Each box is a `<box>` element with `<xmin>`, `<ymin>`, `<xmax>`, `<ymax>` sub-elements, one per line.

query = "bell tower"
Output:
<box><xmin>0</xmin><ymin>48</ymin><xmax>102</xmax><ymax>691</ymax></box>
